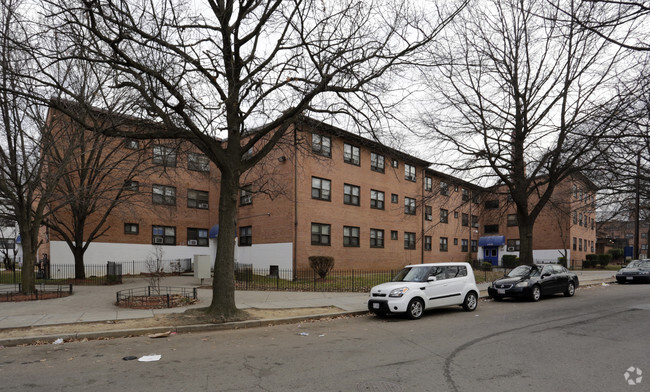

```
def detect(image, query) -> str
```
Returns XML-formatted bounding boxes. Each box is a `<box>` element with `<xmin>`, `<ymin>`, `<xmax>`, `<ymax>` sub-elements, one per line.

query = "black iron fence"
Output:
<box><xmin>0</xmin><ymin>283</ymin><xmax>73</xmax><ymax>301</ymax></box>
<box><xmin>234</xmin><ymin>267</ymin><xmax>401</xmax><ymax>292</ymax></box>
<box><xmin>116</xmin><ymin>286</ymin><xmax>198</xmax><ymax>308</ymax></box>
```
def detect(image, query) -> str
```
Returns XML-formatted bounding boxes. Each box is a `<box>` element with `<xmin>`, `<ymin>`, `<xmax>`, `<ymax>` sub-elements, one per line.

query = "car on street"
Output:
<box><xmin>488</xmin><ymin>264</ymin><xmax>579</xmax><ymax>302</ymax></box>
<box><xmin>367</xmin><ymin>262</ymin><xmax>479</xmax><ymax>319</ymax></box>
<box><xmin>615</xmin><ymin>259</ymin><xmax>650</xmax><ymax>283</ymax></box>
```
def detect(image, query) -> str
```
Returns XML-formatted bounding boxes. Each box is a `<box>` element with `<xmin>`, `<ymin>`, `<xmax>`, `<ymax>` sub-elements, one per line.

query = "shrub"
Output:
<box><xmin>502</xmin><ymin>255</ymin><xmax>519</xmax><ymax>269</ymax></box>
<box><xmin>598</xmin><ymin>253</ymin><xmax>612</xmax><ymax>268</ymax></box>
<box><xmin>607</xmin><ymin>248</ymin><xmax>624</xmax><ymax>263</ymax></box>
<box><xmin>584</xmin><ymin>254</ymin><xmax>598</xmax><ymax>269</ymax></box>
<box><xmin>481</xmin><ymin>262</ymin><xmax>493</xmax><ymax>271</ymax></box>
<box><xmin>309</xmin><ymin>256</ymin><xmax>335</xmax><ymax>279</ymax></box>
<box><xmin>557</xmin><ymin>256</ymin><xmax>567</xmax><ymax>267</ymax></box>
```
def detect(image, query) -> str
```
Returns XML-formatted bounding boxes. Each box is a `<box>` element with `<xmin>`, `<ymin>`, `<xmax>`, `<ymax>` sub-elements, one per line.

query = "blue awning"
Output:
<box><xmin>209</xmin><ymin>225</ymin><xmax>219</xmax><ymax>238</ymax></box>
<box><xmin>16</xmin><ymin>235</ymin><xmax>21</xmax><ymax>244</ymax></box>
<box><xmin>478</xmin><ymin>236</ymin><xmax>505</xmax><ymax>247</ymax></box>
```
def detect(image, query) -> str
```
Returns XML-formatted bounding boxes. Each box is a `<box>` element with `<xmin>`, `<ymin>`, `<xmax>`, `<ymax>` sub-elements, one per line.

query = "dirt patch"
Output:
<box><xmin>0</xmin><ymin>292</ymin><xmax>72</xmax><ymax>302</ymax></box>
<box><xmin>116</xmin><ymin>294</ymin><xmax>199</xmax><ymax>309</ymax></box>
<box><xmin>0</xmin><ymin>306</ymin><xmax>344</xmax><ymax>340</ymax></box>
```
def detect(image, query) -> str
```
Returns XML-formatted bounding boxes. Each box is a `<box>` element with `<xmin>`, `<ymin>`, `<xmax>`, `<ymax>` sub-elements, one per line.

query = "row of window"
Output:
<box><xmin>573</xmin><ymin>237</ymin><xmax>595</xmax><ymax>253</ymax></box>
<box><xmin>572</xmin><ymin>184</ymin><xmax>594</xmax><ymax>205</ymax></box>
<box><xmin>124</xmin><ymin>224</ymin><xmax>210</xmax><ymax>246</ymax></box>
<box><xmin>127</xmin><ymin>141</ymin><xmax>211</xmax><ymax>172</ymax></box>
<box><xmin>312</xmin><ymin>134</ymin><xmax>416</xmax><ymax>182</ymax></box>
<box><xmin>125</xmin><ymin>182</ymin><xmax>211</xmax><ymax>209</ymax></box>
<box><xmin>573</xmin><ymin>211</ymin><xmax>595</xmax><ymax>230</ymax></box>
<box><xmin>310</xmin><ymin>223</ymin><xmax>478</xmax><ymax>251</ymax></box>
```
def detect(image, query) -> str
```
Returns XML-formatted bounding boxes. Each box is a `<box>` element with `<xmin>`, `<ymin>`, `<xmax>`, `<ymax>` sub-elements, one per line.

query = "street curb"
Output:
<box><xmin>0</xmin><ymin>310</ymin><xmax>370</xmax><ymax>347</ymax></box>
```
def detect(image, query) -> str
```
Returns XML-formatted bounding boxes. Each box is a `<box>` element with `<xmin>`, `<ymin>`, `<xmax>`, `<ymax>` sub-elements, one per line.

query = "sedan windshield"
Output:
<box><xmin>392</xmin><ymin>266</ymin><xmax>430</xmax><ymax>282</ymax></box>
<box><xmin>507</xmin><ymin>265</ymin><xmax>539</xmax><ymax>278</ymax></box>
<box><xmin>627</xmin><ymin>260</ymin><xmax>650</xmax><ymax>269</ymax></box>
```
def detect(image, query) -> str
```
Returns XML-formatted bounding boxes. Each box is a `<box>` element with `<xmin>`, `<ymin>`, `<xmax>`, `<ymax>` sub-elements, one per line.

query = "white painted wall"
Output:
<box><xmin>234</xmin><ymin>242</ymin><xmax>293</xmax><ymax>271</ymax></box>
<box><xmin>49</xmin><ymin>240</ymin><xmax>217</xmax><ymax>270</ymax></box>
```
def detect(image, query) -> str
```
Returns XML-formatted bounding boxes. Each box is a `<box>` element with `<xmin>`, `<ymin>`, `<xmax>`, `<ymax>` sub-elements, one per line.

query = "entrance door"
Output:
<box><xmin>484</xmin><ymin>247</ymin><xmax>499</xmax><ymax>266</ymax></box>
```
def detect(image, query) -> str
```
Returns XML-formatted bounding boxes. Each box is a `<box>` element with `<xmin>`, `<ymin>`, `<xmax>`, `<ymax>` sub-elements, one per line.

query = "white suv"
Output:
<box><xmin>368</xmin><ymin>262</ymin><xmax>479</xmax><ymax>319</ymax></box>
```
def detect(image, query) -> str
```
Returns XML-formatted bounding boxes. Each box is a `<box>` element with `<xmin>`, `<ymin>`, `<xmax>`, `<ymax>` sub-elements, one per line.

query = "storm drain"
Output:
<box><xmin>356</xmin><ymin>381</ymin><xmax>403</xmax><ymax>392</ymax></box>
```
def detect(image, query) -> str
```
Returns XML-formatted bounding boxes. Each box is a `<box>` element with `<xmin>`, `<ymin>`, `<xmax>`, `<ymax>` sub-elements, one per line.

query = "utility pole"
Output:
<box><xmin>634</xmin><ymin>154</ymin><xmax>641</xmax><ymax>259</ymax></box>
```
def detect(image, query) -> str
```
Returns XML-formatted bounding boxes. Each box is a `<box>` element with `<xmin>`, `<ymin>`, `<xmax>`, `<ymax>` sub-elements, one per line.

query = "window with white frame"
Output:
<box><xmin>425</xmin><ymin>176</ymin><xmax>432</xmax><ymax>191</ymax></box>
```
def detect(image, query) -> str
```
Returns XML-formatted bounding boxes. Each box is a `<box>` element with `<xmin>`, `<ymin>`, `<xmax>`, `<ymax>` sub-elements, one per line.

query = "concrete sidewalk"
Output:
<box><xmin>0</xmin><ymin>270</ymin><xmax>615</xmax><ymax>344</ymax></box>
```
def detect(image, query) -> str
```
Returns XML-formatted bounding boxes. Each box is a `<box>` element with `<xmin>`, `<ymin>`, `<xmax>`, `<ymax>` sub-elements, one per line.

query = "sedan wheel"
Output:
<box><xmin>564</xmin><ymin>281</ymin><xmax>576</xmax><ymax>297</ymax></box>
<box><xmin>407</xmin><ymin>298</ymin><xmax>424</xmax><ymax>320</ymax></box>
<box><xmin>530</xmin><ymin>285</ymin><xmax>541</xmax><ymax>302</ymax></box>
<box><xmin>463</xmin><ymin>292</ymin><xmax>478</xmax><ymax>311</ymax></box>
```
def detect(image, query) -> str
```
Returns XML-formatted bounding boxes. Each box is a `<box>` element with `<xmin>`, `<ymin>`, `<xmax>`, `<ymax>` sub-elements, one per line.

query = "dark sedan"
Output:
<box><xmin>488</xmin><ymin>264</ymin><xmax>579</xmax><ymax>302</ymax></box>
<box><xmin>616</xmin><ymin>260</ymin><xmax>650</xmax><ymax>283</ymax></box>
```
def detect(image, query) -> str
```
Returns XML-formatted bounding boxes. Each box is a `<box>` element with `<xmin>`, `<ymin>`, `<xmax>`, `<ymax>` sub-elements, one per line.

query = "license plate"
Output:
<box><xmin>373</xmin><ymin>303</ymin><xmax>380</xmax><ymax>309</ymax></box>
<box><xmin>498</xmin><ymin>289</ymin><xmax>505</xmax><ymax>294</ymax></box>
<box><xmin>627</xmin><ymin>276</ymin><xmax>633</xmax><ymax>280</ymax></box>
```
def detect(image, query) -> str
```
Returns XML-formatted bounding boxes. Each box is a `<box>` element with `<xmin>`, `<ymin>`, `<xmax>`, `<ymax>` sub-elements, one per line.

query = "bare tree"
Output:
<box><xmin>418</xmin><ymin>0</ymin><xmax>635</xmax><ymax>264</ymax></box>
<box><xmin>43</xmin><ymin>107</ymin><xmax>154</xmax><ymax>279</ymax></box>
<box><xmin>39</xmin><ymin>0</ymin><xmax>467</xmax><ymax>319</ymax></box>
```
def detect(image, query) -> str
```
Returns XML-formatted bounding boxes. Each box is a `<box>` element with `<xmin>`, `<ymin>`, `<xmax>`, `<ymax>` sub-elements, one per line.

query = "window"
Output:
<box><xmin>472</xmin><ymin>194</ymin><xmax>480</xmax><ymax>204</ymax></box>
<box><xmin>454</xmin><ymin>211</ymin><xmax>459</xmax><ymax>219</ymax></box>
<box><xmin>485</xmin><ymin>200</ymin><xmax>499</xmax><ymax>209</ymax></box>
<box><xmin>152</xmin><ymin>225</ymin><xmax>176</xmax><ymax>245</ymax></box>
<box><xmin>425</xmin><ymin>205</ymin><xmax>432</xmax><ymax>221</ymax></box>
<box><xmin>240</xmin><ymin>185</ymin><xmax>252</xmax><ymax>206</ymax></box>
<box><xmin>472</xmin><ymin>215</ymin><xmax>479</xmax><ymax>228</ymax></box>
<box><xmin>425</xmin><ymin>176</ymin><xmax>432</xmax><ymax>191</ymax></box>
<box><xmin>311</xmin><ymin>177</ymin><xmax>331</xmax><ymax>201</ymax></box>
<box><xmin>641</xmin><ymin>244</ymin><xmax>648</xmax><ymax>250</ymax></box>
<box><xmin>391</xmin><ymin>230</ymin><xmax>398</xmax><ymax>240</ymax></box>
<box><xmin>507</xmin><ymin>239</ymin><xmax>520</xmax><ymax>251</ymax></box>
<box><xmin>312</xmin><ymin>134</ymin><xmax>331</xmax><ymax>157</ymax></box>
<box><xmin>440</xmin><ymin>237</ymin><xmax>448</xmax><ymax>252</ymax></box>
<box><xmin>343</xmin><ymin>226</ymin><xmax>360</xmax><ymax>247</ymax></box>
<box><xmin>484</xmin><ymin>224</ymin><xmax>499</xmax><ymax>234</ymax></box>
<box><xmin>461</xmin><ymin>239</ymin><xmax>468</xmax><ymax>252</ymax></box>
<box><xmin>125</xmin><ymin>180</ymin><xmax>139</xmax><ymax>192</ymax></box>
<box><xmin>344</xmin><ymin>184</ymin><xmax>360</xmax><ymax>206</ymax></box>
<box><xmin>573</xmin><ymin>184</ymin><xmax>578</xmax><ymax>198</ymax></box>
<box><xmin>462</xmin><ymin>188</ymin><xmax>470</xmax><ymax>202</ymax></box>
<box><xmin>370</xmin><ymin>229</ymin><xmax>384</xmax><ymax>248</ymax></box>
<box><xmin>424</xmin><ymin>236</ymin><xmax>432</xmax><ymax>251</ymax></box>
<box><xmin>188</xmin><ymin>228</ymin><xmax>209</xmax><ymax>247</ymax></box>
<box><xmin>573</xmin><ymin>237</ymin><xmax>577</xmax><ymax>251</ymax></box>
<box><xmin>440</xmin><ymin>181</ymin><xmax>449</xmax><ymax>196</ymax></box>
<box><xmin>573</xmin><ymin>211</ymin><xmax>578</xmax><ymax>224</ymax></box>
<box><xmin>152</xmin><ymin>145</ymin><xmax>176</xmax><ymax>167</ymax></box>
<box><xmin>344</xmin><ymin>143</ymin><xmax>360</xmax><ymax>165</ymax></box>
<box><xmin>0</xmin><ymin>238</ymin><xmax>15</xmax><ymax>249</ymax></box>
<box><xmin>238</xmin><ymin>226</ymin><xmax>252</xmax><ymax>247</ymax></box>
<box><xmin>124</xmin><ymin>223</ymin><xmax>139</xmax><ymax>234</ymax></box>
<box><xmin>642</xmin><ymin>233</ymin><xmax>648</xmax><ymax>239</ymax></box>
<box><xmin>404</xmin><ymin>232</ymin><xmax>416</xmax><ymax>249</ymax></box>
<box><xmin>453</xmin><ymin>238</ymin><xmax>458</xmax><ymax>245</ymax></box>
<box><xmin>404</xmin><ymin>197</ymin><xmax>416</xmax><ymax>215</ymax></box>
<box><xmin>404</xmin><ymin>164</ymin><xmax>416</xmax><ymax>182</ymax></box>
<box><xmin>188</xmin><ymin>152</ymin><xmax>210</xmax><ymax>172</ymax></box>
<box><xmin>440</xmin><ymin>209</ymin><xmax>448</xmax><ymax>223</ymax></box>
<box><xmin>579</xmin><ymin>213</ymin><xmax>583</xmax><ymax>226</ymax></box>
<box><xmin>391</xmin><ymin>194</ymin><xmax>398</xmax><ymax>204</ymax></box>
<box><xmin>152</xmin><ymin>185</ymin><xmax>176</xmax><ymax>206</ymax></box>
<box><xmin>580</xmin><ymin>190</ymin><xmax>584</xmax><ymax>201</ymax></box>
<box><xmin>392</xmin><ymin>159</ymin><xmax>398</xmax><ymax>168</ymax></box>
<box><xmin>311</xmin><ymin>223</ymin><xmax>331</xmax><ymax>246</ymax></box>
<box><xmin>188</xmin><ymin>189</ymin><xmax>209</xmax><ymax>209</ymax></box>
<box><xmin>370</xmin><ymin>153</ymin><xmax>384</xmax><ymax>173</ymax></box>
<box><xmin>125</xmin><ymin>139</ymin><xmax>139</xmax><ymax>149</ymax></box>
<box><xmin>471</xmin><ymin>240</ymin><xmax>477</xmax><ymax>252</ymax></box>
<box><xmin>462</xmin><ymin>213</ymin><xmax>469</xmax><ymax>227</ymax></box>
<box><xmin>507</xmin><ymin>214</ymin><xmax>518</xmax><ymax>227</ymax></box>
<box><xmin>579</xmin><ymin>238</ymin><xmax>583</xmax><ymax>251</ymax></box>
<box><xmin>370</xmin><ymin>190</ymin><xmax>385</xmax><ymax>210</ymax></box>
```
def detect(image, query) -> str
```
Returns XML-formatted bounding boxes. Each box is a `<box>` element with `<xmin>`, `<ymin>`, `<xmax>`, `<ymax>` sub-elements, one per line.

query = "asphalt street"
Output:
<box><xmin>0</xmin><ymin>283</ymin><xmax>648</xmax><ymax>392</ymax></box>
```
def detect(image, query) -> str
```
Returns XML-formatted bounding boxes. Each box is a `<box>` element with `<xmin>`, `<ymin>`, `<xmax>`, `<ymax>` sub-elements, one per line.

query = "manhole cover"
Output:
<box><xmin>356</xmin><ymin>381</ymin><xmax>403</xmax><ymax>392</ymax></box>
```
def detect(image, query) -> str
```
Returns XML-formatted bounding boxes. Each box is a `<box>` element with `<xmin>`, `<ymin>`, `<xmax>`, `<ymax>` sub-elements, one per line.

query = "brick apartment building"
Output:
<box><xmin>36</xmin><ymin>108</ymin><xmax>597</xmax><ymax>273</ymax></box>
<box><xmin>597</xmin><ymin>220</ymin><xmax>649</xmax><ymax>259</ymax></box>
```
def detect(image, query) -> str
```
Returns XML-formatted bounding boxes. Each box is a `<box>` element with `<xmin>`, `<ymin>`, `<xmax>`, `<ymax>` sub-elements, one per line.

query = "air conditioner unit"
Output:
<box><xmin>188</xmin><ymin>240</ymin><xmax>198</xmax><ymax>246</ymax></box>
<box><xmin>199</xmin><ymin>203</ymin><xmax>209</xmax><ymax>209</ymax></box>
<box><xmin>153</xmin><ymin>237</ymin><xmax>164</xmax><ymax>244</ymax></box>
<box><xmin>507</xmin><ymin>247</ymin><xmax>515</xmax><ymax>251</ymax></box>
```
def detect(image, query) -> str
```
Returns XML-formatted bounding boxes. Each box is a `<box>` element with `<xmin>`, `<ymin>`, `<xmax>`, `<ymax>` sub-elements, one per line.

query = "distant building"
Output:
<box><xmin>597</xmin><ymin>220</ymin><xmax>649</xmax><ymax>259</ymax></box>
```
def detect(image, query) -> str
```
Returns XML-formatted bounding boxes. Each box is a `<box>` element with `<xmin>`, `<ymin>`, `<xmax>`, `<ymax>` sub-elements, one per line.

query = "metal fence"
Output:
<box><xmin>234</xmin><ymin>266</ymin><xmax>401</xmax><ymax>292</ymax></box>
<box><xmin>116</xmin><ymin>286</ymin><xmax>198</xmax><ymax>308</ymax></box>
